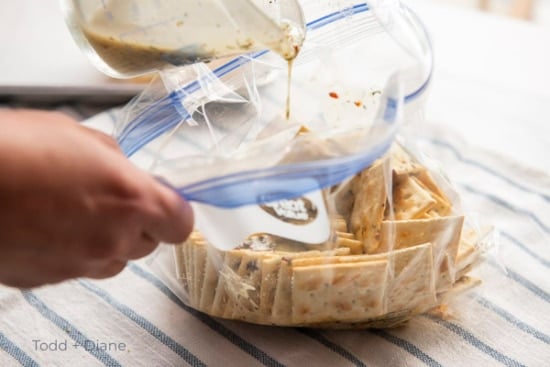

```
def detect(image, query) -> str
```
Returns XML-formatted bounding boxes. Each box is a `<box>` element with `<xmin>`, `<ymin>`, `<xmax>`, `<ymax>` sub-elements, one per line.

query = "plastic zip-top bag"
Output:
<box><xmin>115</xmin><ymin>0</ymin><xmax>432</xmax><ymax>209</ymax></box>
<box><xmin>113</xmin><ymin>0</ymin><xmax>490</xmax><ymax>328</ymax></box>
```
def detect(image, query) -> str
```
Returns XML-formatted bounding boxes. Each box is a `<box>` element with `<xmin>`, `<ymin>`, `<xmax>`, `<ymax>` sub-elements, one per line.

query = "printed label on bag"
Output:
<box><xmin>260</xmin><ymin>196</ymin><xmax>318</xmax><ymax>224</ymax></box>
<box><xmin>193</xmin><ymin>190</ymin><xmax>330</xmax><ymax>251</ymax></box>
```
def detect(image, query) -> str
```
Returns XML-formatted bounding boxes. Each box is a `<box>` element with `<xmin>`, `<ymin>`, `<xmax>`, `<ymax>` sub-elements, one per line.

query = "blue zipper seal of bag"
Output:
<box><xmin>116</xmin><ymin>3</ymin><xmax>433</xmax><ymax>208</ymax></box>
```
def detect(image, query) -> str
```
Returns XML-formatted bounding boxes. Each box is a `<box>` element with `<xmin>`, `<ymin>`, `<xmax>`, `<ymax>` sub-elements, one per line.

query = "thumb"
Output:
<box><xmin>144</xmin><ymin>178</ymin><xmax>194</xmax><ymax>244</ymax></box>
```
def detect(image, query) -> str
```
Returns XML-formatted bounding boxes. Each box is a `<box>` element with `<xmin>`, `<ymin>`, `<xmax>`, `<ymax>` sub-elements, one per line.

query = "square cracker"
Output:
<box><xmin>336</xmin><ymin>231</ymin><xmax>355</xmax><ymax>239</ymax></box>
<box><xmin>389</xmin><ymin>144</ymin><xmax>452</xmax><ymax>214</ymax></box>
<box><xmin>183</xmin><ymin>242</ymin><xmax>195</xmax><ymax>305</ymax></box>
<box><xmin>350</xmin><ymin>160</ymin><xmax>388</xmax><ymax>253</ymax></box>
<box><xmin>291</xmin><ymin>260</ymin><xmax>389</xmax><ymax>324</ymax></box>
<box><xmin>390</xmin><ymin>144</ymin><xmax>422</xmax><ymax>179</ymax></box>
<box><xmin>199</xmin><ymin>249</ymin><xmax>224</xmax><ymax>313</ymax></box>
<box><xmin>436</xmin><ymin>244</ymin><xmax>479</xmax><ymax>292</ymax></box>
<box><xmin>415</xmin><ymin>169</ymin><xmax>451</xmax><ymax>205</ymax></box>
<box><xmin>259</xmin><ymin>257</ymin><xmax>282</xmax><ymax>318</ymax></box>
<box><xmin>384</xmin><ymin>242</ymin><xmax>436</xmax><ymax>312</ymax></box>
<box><xmin>174</xmin><ymin>244</ymin><xmax>186</xmax><ymax>280</ymax></box>
<box><xmin>290</xmin><ymin>243</ymin><xmax>425</xmax><ymax>269</ymax></box>
<box><xmin>333</xmin><ymin>178</ymin><xmax>355</xmax><ymax>219</ymax></box>
<box><xmin>337</xmin><ymin>237</ymin><xmax>363</xmax><ymax>255</ymax></box>
<box><xmin>270</xmin><ymin>249</ymin><xmax>349</xmax><ymax>324</ymax></box>
<box><xmin>378</xmin><ymin>216</ymin><xmax>464</xmax><ymax>264</ymax></box>
<box><xmin>210</xmin><ymin>251</ymin><xmax>243</xmax><ymax>317</ymax></box>
<box><xmin>230</xmin><ymin>252</ymin><xmax>273</xmax><ymax>322</ymax></box>
<box><xmin>378</xmin><ymin>216</ymin><xmax>464</xmax><ymax>293</ymax></box>
<box><xmin>222</xmin><ymin>250</ymin><xmax>270</xmax><ymax>319</ymax></box>
<box><xmin>173</xmin><ymin>244</ymin><xmax>190</xmax><ymax>298</ymax></box>
<box><xmin>436</xmin><ymin>227</ymin><xmax>486</xmax><ymax>290</ymax></box>
<box><xmin>192</xmin><ymin>242</ymin><xmax>207</xmax><ymax>308</ymax></box>
<box><xmin>271</xmin><ymin>258</ymin><xmax>293</xmax><ymax>324</ymax></box>
<box><xmin>414</xmin><ymin>171</ymin><xmax>452</xmax><ymax>217</ymax></box>
<box><xmin>393</xmin><ymin>175</ymin><xmax>437</xmax><ymax>220</ymax></box>
<box><xmin>290</xmin><ymin>253</ymin><xmax>381</xmax><ymax>268</ymax></box>
<box><xmin>332</xmin><ymin>218</ymin><xmax>348</xmax><ymax>233</ymax></box>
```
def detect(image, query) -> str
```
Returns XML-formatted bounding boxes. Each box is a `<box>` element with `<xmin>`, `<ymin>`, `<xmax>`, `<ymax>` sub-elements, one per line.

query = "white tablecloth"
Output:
<box><xmin>1</xmin><ymin>2</ymin><xmax>549</xmax><ymax>366</ymax></box>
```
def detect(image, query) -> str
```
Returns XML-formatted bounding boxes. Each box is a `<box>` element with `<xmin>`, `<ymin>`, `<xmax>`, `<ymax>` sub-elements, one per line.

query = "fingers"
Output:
<box><xmin>77</xmin><ymin>116</ymin><xmax>194</xmax><ymax>246</ymax></box>
<box><xmin>84</xmin><ymin>259</ymin><xmax>128</xmax><ymax>280</ymax></box>
<box><xmin>145</xmin><ymin>182</ymin><xmax>194</xmax><ymax>244</ymax></box>
<box><xmin>0</xmin><ymin>253</ymin><xmax>95</xmax><ymax>288</ymax></box>
<box><xmin>125</xmin><ymin>232</ymin><xmax>158</xmax><ymax>260</ymax></box>
<box><xmin>81</xmin><ymin>179</ymin><xmax>193</xmax><ymax>260</ymax></box>
<box><xmin>82</xmin><ymin>126</ymin><xmax>121</xmax><ymax>151</ymax></box>
<box><xmin>5</xmin><ymin>108</ymin><xmax>120</xmax><ymax>151</ymax></box>
<box><xmin>2</xmin><ymin>109</ymin><xmax>78</xmax><ymax>126</ymax></box>
<box><xmin>71</xmin><ymin>176</ymin><xmax>193</xmax><ymax>284</ymax></box>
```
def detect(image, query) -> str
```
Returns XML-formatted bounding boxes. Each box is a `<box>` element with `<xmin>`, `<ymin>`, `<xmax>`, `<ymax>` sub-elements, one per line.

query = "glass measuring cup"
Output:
<box><xmin>61</xmin><ymin>0</ymin><xmax>306</xmax><ymax>78</ymax></box>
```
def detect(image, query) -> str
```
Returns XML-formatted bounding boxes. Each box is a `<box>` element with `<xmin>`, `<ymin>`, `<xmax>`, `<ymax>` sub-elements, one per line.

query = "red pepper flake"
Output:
<box><xmin>354</xmin><ymin>100</ymin><xmax>362</xmax><ymax>107</ymax></box>
<box><xmin>328</xmin><ymin>91</ymin><xmax>339</xmax><ymax>99</ymax></box>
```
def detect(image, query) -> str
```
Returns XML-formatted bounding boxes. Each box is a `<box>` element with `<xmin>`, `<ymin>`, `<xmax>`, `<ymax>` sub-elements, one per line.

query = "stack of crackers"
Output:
<box><xmin>173</xmin><ymin>144</ymin><xmax>483</xmax><ymax>328</ymax></box>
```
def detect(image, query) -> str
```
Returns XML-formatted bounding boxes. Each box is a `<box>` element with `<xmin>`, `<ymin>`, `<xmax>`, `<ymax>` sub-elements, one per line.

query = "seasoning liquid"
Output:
<box><xmin>285</xmin><ymin>59</ymin><xmax>294</xmax><ymax>121</ymax></box>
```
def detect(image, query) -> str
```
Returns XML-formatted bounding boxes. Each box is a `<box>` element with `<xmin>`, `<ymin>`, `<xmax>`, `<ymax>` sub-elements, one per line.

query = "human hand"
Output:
<box><xmin>0</xmin><ymin>109</ymin><xmax>193</xmax><ymax>288</ymax></box>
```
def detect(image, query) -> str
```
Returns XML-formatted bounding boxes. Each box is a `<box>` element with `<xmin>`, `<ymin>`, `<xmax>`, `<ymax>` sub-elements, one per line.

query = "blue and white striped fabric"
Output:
<box><xmin>0</xmin><ymin>107</ymin><xmax>548</xmax><ymax>367</ymax></box>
